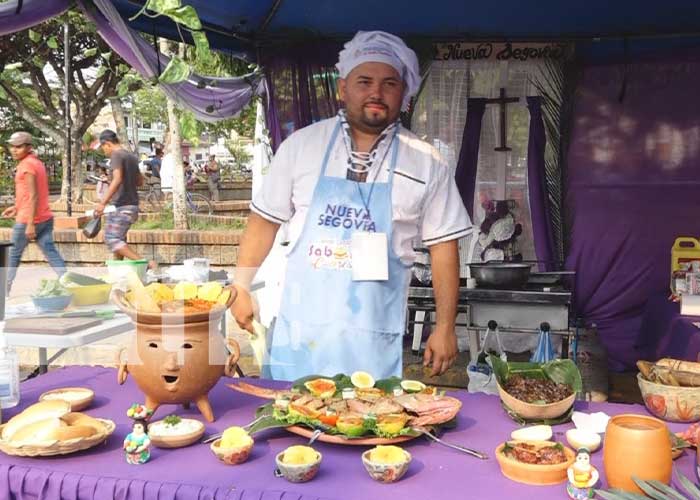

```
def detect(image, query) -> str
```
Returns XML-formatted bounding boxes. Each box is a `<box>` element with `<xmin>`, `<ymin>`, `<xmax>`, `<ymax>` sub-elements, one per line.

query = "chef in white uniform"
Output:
<box><xmin>231</xmin><ymin>31</ymin><xmax>471</xmax><ymax>381</ymax></box>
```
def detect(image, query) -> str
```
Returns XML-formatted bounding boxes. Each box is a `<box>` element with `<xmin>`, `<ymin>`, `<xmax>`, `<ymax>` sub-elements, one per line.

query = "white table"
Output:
<box><xmin>1</xmin><ymin>310</ymin><xmax>134</xmax><ymax>375</ymax></box>
<box><xmin>1</xmin><ymin>280</ymin><xmax>266</xmax><ymax>377</ymax></box>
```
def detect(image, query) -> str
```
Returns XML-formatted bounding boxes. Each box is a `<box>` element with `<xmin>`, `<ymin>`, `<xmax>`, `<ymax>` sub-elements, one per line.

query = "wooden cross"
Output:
<box><xmin>485</xmin><ymin>87</ymin><xmax>519</xmax><ymax>152</ymax></box>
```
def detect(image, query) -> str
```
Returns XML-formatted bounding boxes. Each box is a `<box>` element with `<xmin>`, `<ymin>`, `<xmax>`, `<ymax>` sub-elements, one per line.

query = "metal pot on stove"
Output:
<box><xmin>468</xmin><ymin>262</ymin><xmax>532</xmax><ymax>289</ymax></box>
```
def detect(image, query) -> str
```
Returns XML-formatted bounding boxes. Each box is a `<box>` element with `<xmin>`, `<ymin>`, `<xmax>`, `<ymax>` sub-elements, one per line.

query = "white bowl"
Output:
<box><xmin>566</xmin><ymin>428</ymin><xmax>601</xmax><ymax>453</ymax></box>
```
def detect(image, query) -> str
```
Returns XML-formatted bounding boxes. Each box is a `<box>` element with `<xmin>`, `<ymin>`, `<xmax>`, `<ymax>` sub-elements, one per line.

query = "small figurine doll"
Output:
<box><xmin>566</xmin><ymin>448</ymin><xmax>599</xmax><ymax>499</ymax></box>
<box><xmin>124</xmin><ymin>403</ymin><xmax>153</xmax><ymax>465</ymax></box>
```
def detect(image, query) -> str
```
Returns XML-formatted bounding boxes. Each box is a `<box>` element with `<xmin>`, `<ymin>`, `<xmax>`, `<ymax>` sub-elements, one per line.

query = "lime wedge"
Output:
<box><xmin>350</xmin><ymin>371</ymin><xmax>375</xmax><ymax>389</ymax></box>
<box><xmin>400</xmin><ymin>380</ymin><xmax>426</xmax><ymax>392</ymax></box>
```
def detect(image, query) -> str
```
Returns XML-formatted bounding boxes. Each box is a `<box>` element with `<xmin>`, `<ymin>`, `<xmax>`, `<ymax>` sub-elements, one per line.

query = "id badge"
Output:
<box><xmin>351</xmin><ymin>232</ymin><xmax>389</xmax><ymax>281</ymax></box>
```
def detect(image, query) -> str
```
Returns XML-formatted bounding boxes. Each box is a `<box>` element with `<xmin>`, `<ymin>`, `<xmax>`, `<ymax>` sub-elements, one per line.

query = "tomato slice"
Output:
<box><xmin>318</xmin><ymin>413</ymin><xmax>338</xmax><ymax>426</ymax></box>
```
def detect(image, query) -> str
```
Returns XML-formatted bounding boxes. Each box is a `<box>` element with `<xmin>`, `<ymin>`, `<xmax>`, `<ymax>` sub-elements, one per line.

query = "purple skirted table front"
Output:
<box><xmin>639</xmin><ymin>291</ymin><xmax>700</xmax><ymax>362</ymax></box>
<box><xmin>0</xmin><ymin>366</ymin><xmax>696</xmax><ymax>500</ymax></box>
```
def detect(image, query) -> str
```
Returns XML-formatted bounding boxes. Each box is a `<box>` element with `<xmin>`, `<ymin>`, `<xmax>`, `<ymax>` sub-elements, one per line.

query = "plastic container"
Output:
<box><xmin>66</xmin><ymin>283</ymin><xmax>112</xmax><ymax>306</ymax></box>
<box><xmin>0</xmin><ymin>335</ymin><xmax>20</xmax><ymax>409</ymax></box>
<box><xmin>106</xmin><ymin>259</ymin><xmax>148</xmax><ymax>282</ymax></box>
<box><xmin>672</xmin><ymin>237</ymin><xmax>700</xmax><ymax>272</ymax></box>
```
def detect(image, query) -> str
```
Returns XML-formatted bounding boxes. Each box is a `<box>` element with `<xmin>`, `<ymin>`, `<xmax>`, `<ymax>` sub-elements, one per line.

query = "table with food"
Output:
<box><xmin>0</xmin><ymin>274</ymin><xmax>699</xmax><ymax>500</ymax></box>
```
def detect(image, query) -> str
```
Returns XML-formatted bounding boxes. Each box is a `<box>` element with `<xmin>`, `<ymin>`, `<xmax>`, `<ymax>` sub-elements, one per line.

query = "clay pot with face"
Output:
<box><xmin>118</xmin><ymin>318</ymin><xmax>240</xmax><ymax>422</ymax></box>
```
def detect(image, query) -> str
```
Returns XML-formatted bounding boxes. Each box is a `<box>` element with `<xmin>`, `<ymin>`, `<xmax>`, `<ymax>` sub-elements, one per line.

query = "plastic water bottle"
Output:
<box><xmin>0</xmin><ymin>334</ymin><xmax>20</xmax><ymax>408</ymax></box>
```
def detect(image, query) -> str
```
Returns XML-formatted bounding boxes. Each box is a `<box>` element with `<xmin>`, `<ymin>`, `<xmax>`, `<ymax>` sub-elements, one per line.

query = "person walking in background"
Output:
<box><xmin>204</xmin><ymin>154</ymin><xmax>220</xmax><ymax>202</ymax></box>
<box><xmin>2</xmin><ymin>132</ymin><xmax>66</xmax><ymax>294</ymax></box>
<box><xmin>94</xmin><ymin>129</ymin><xmax>155</xmax><ymax>269</ymax></box>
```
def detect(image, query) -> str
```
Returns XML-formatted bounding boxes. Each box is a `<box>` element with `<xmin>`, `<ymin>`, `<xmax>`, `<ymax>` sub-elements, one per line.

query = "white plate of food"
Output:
<box><xmin>148</xmin><ymin>416</ymin><xmax>205</xmax><ymax>448</ymax></box>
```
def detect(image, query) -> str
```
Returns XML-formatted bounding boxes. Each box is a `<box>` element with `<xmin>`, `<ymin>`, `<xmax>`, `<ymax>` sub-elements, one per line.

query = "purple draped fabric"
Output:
<box><xmin>565</xmin><ymin>52</ymin><xmax>700</xmax><ymax>371</ymax></box>
<box><xmin>454</xmin><ymin>98</ymin><xmax>487</xmax><ymax>218</ymax></box>
<box><xmin>3</xmin><ymin>365</ymin><xmax>699</xmax><ymax>500</ymax></box>
<box><xmin>81</xmin><ymin>0</ymin><xmax>261</xmax><ymax>123</ymax></box>
<box><xmin>0</xmin><ymin>0</ymin><xmax>259</xmax><ymax>122</ymax></box>
<box><xmin>0</xmin><ymin>0</ymin><xmax>69</xmax><ymax>36</ymax></box>
<box><xmin>638</xmin><ymin>291</ymin><xmax>700</xmax><ymax>362</ymax></box>
<box><xmin>260</xmin><ymin>46</ymin><xmax>341</xmax><ymax>152</ymax></box>
<box><xmin>526</xmin><ymin>97</ymin><xmax>556</xmax><ymax>271</ymax></box>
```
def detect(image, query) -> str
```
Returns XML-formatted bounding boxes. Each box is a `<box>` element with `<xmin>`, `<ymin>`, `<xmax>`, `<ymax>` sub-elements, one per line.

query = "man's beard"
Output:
<box><xmin>347</xmin><ymin>104</ymin><xmax>393</xmax><ymax>134</ymax></box>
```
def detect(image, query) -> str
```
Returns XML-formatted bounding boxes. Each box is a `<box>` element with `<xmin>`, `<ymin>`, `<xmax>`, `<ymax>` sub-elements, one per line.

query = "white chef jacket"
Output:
<box><xmin>252</xmin><ymin>116</ymin><xmax>472</xmax><ymax>265</ymax></box>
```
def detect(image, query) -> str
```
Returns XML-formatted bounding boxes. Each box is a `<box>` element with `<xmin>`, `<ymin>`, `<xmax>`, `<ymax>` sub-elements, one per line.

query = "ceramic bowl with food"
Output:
<box><xmin>210</xmin><ymin>427</ymin><xmax>254</xmax><ymax>465</ymax></box>
<box><xmin>148</xmin><ymin>417</ymin><xmax>204</xmax><ymax>448</ymax></box>
<box><xmin>31</xmin><ymin>294</ymin><xmax>72</xmax><ymax>313</ymax></box>
<box><xmin>361</xmin><ymin>446</ymin><xmax>412</xmax><ymax>483</ymax></box>
<box><xmin>210</xmin><ymin>438</ymin><xmax>253</xmax><ymax>465</ymax></box>
<box><xmin>275</xmin><ymin>446</ymin><xmax>322</xmax><ymax>483</ymax></box>
<box><xmin>497</xmin><ymin>379</ymin><xmax>575</xmax><ymax>420</ymax></box>
<box><xmin>38</xmin><ymin>387</ymin><xmax>94</xmax><ymax>412</ymax></box>
<box><xmin>638</xmin><ymin>373</ymin><xmax>700</xmax><ymax>422</ymax></box>
<box><xmin>495</xmin><ymin>440</ymin><xmax>576</xmax><ymax>485</ymax></box>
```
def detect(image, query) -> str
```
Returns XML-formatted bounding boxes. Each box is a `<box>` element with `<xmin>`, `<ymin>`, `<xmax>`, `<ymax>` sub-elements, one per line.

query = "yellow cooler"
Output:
<box><xmin>672</xmin><ymin>237</ymin><xmax>700</xmax><ymax>272</ymax></box>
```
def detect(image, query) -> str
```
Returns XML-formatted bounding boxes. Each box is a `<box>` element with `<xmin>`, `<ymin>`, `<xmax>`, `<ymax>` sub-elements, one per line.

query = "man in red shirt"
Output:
<box><xmin>2</xmin><ymin>132</ymin><xmax>66</xmax><ymax>293</ymax></box>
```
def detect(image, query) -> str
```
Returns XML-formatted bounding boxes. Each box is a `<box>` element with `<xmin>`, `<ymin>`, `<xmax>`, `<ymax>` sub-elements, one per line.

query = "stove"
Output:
<box><xmin>406</xmin><ymin>272</ymin><xmax>576</xmax><ymax>360</ymax></box>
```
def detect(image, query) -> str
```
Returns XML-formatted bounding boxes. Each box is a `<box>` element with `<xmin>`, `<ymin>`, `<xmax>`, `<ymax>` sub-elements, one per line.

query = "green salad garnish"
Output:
<box><xmin>33</xmin><ymin>279</ymin><xmax>70</xmax><ymax>298</ymax></box>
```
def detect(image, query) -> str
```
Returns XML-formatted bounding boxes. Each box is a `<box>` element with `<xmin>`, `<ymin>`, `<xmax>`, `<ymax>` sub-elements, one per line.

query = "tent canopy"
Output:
<box><xmin>112</xmin><ymin>0</ymin><xmax>700</xmax><ymax>59</ymax></box>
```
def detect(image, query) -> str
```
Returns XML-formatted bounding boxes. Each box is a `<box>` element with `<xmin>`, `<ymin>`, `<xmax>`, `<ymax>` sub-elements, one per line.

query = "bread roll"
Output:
<box><xmin>10</xmin><ymin>417</ymin><xmax>66</xmax><ymax>443</ymax></box>
<box><xmin>2</xmin><ymin>400</ymin><xmax>71</xmax><ymax>440</ymax></box>
<box><xmin>47</xmin><ymin>424</ymin><xmax>96</xmax><ymax>441</ymax></box>
<box><xmin>61</xmin><ymin>413</ymin><xmax>105</xmax><ymax>433</ymax></box>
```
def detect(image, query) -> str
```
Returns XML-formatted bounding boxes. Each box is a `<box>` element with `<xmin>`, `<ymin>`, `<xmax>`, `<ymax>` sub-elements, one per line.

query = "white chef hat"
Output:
<box><xmin>336</xmin><ymin>31</ymin><xmax>420</xmax><ymax>111</ymax></box>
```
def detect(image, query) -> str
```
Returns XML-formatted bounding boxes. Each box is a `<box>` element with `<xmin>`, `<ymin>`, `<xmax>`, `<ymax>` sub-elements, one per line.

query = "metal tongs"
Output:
<box><xmin>202</xmin><ymin>414</ymin><xmax>269</xmax><ymax>444</ymax></box>
<box><xmin>416</xmin><ymin>428</ymin><xmax>488</xmax><ymax>460</ymax></box>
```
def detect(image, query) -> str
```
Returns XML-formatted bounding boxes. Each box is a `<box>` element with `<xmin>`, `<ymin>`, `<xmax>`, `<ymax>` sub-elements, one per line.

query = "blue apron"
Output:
<box><xmin>267</xmin><ymin>122</ymin><xmax>411</xmax><ymax>381</ymax></box>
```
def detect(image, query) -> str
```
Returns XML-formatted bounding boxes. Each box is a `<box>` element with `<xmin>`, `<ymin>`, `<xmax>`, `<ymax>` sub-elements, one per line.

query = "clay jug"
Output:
<box><xmin>118</xmin><ymin>318</ymin><xmax>240</xmax><ymax>422</ymax></box>
<box><xmin>603</xmin><ymin>414</ymin><xmax>672</xmax><ymax>493</ymax></box>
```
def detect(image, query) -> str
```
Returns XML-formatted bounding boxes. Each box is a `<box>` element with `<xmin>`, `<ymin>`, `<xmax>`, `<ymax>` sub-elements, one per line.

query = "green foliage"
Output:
<box><xmin>131</xmin><ymin>211</ymin><xmax>246</xmax><ymax>231</ymax></box>
<box><xmin>179</xmin><ymin>110</ymin><xmax>200</xmax><ymax>144</ymax></box>
<box><xmin>224</xmin><ymin>137</ymin><xmax>252</xmax><ymax>170</ymax></box>
<box><xmin>159</xmin><ymin>56</ymin><xmax>191</xmax><ymax>84</ymax></box>
<box><xmin>597</xmin><ymin>472</ymin><xmax>700</xmax><ymax>500</ymax></box>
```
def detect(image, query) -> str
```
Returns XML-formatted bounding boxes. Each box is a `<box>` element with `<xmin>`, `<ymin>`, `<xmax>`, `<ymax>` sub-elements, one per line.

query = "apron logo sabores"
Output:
<box><xmin>317</xmin><ymin>204</ymin><xmax>376</xmax><ymax>232</ymax></box>
<box><xmin>308</xmin><ymin>240</ymin><xmax>352</xmax><ymax>270</ymax></box>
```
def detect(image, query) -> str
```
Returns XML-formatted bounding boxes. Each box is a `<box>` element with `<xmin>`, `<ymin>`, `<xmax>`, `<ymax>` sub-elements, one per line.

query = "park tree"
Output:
<box><xmin>0</xmin><ymin>11</ymin><xmax>135</xmax><ymax>203</ymax></box>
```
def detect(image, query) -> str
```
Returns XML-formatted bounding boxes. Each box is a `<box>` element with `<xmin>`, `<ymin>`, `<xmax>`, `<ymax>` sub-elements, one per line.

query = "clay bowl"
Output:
<box><xmin>148</xmin><ymin>418</ymin><xmax>205</xmax><ymax>448</ymax></box>
<box><xmin>603</xmin><ymin>413</ymin><xmax>672</xmax><ymax>494</ymax></box>
<box><xmin>495</xmin><ymin>440</ymin><xmax>575</xmax><ymax>485</ymax></box>
<box><xmin>210</xmin><ymin>438</ymin><xmax>254</xmax><ymax>465</ymax></box>
<box><xmin>112</xmin><ymin>287</ymin><xmax>236</xmax><ymax>325</ymax></box>
<box><xmin>497</xmin><ymin>382</ymin><xmax>575</xmax><ymax>420</ymax></box>
<box><xmin>38</xmin><ymin>387</ymin><xmax>94</xmax><ymax>412</ymax></box>
<box><xmin>361</xmin><ymin>448</ymin><xmax>412</xmax><ymax>483</ymax></box>
<box><xmin>638</xmin><ymin>373</ymin><xmax>700</xmax><ymax>422</ymax></box>
<box><xmin>275</xmin><ymin>449</ymin><xmax>322</xmax><ymax>483</ymax></box>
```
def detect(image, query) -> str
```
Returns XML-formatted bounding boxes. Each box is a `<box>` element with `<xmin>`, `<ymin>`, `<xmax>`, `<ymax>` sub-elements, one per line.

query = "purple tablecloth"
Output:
<box><xmin>0</xmin><ymin>366</ymin><xmax>697</xmax><ymax>500</ymax></box>
<box><xmin>639</xmin><ymin>292</ymin><xmax>700</xmax><ymax>362</ymax></box>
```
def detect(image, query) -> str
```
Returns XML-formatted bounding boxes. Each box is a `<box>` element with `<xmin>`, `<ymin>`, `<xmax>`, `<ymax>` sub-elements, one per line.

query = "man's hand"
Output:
<box><xmin>25</xmin><ymin>223</ymin><xmax>36</xmax><ymax>241</ymax></box>
<box><xmin>1</xmin><ymin>207</ymin><xmax>16</xmax><ymax>218</ymax></box>
<box><xmin>230</xmin><ymin>284</ymin><xmax>255</xmax><ymax>333</ymax></box>
<box><xmin>94</xmin><ymin>203</ymin><xmax>106</xmax><ymax>218</ymax></box>
<box><xmin>423</xmin><ymin>327</ymin><xmax>458</xmax><ymax>376</ymax></box>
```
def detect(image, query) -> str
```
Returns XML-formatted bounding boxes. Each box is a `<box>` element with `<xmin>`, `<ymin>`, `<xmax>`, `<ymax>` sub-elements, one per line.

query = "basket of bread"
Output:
<box><xmin>0</xmin><ymin>400</ymin><xmax>115</xmax><ymax>457</ymax></box>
